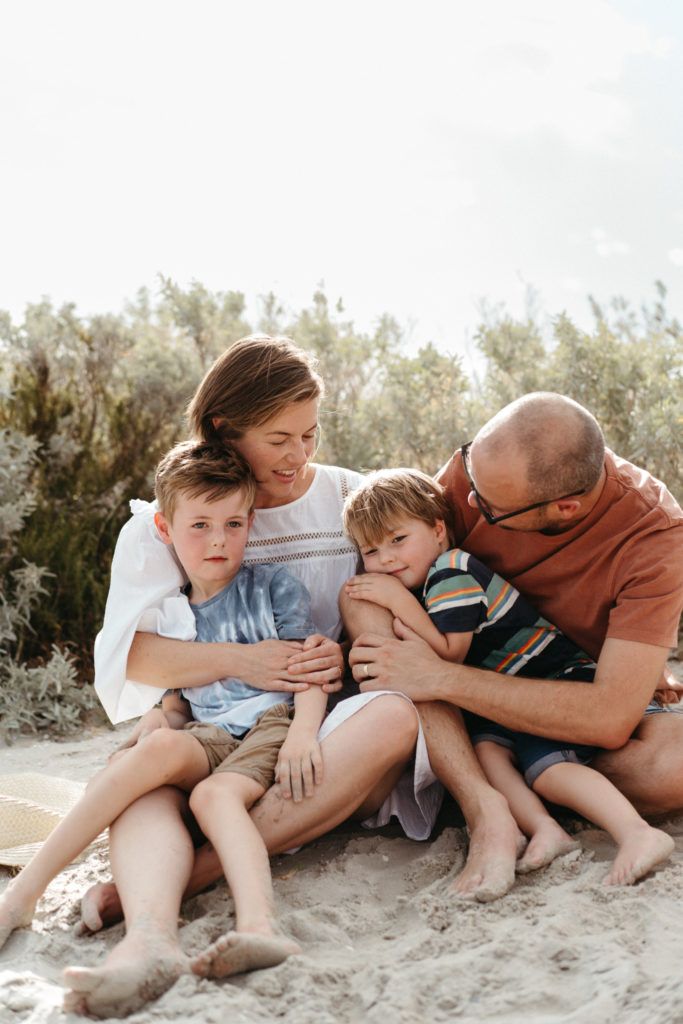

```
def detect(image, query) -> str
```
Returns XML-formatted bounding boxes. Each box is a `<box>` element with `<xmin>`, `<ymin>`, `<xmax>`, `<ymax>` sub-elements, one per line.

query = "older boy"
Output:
<box><xmin>0</xmin><ymin>441</ymin><xmax>326</xmax><ymax>981</ymax></box>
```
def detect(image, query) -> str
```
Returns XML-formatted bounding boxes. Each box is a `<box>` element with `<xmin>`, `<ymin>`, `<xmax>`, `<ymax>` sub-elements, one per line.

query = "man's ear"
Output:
<box><xmin>554</xmin><ymin>499</ymin><xmax>582</xmax><ymax>520</ymax></box>
<box><xmin>154</xmin><ymin>510</ymin><xmax>173</xmax><ymax>545</ymax></box>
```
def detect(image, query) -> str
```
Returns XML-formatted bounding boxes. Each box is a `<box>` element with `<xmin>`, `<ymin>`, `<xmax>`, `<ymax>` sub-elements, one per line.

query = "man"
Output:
<box><xmin>349</xmin><ymin>392</ymin><xmax>683</xmax><ymax>892</ymax></box>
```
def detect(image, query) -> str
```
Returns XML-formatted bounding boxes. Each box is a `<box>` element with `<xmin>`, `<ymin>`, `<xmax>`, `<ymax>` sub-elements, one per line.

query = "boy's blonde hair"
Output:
<box><xmin>154</xmin><ymin>441</ymin><xmax>257</xmax><ymax>522</ymax></box>
<box><xmin>187</xmin><ymin>334</ymin><xmax>324</xmax><ymax>446</ymax></box>
<box><xmin>343</xmin><ymin>468</ymin><xmax>454</xmax><ymax>549</ymax></box>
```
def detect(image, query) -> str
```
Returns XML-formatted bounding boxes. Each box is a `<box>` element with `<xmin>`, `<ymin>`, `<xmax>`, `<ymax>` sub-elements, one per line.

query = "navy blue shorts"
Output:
<box><xmin>467</xmin><ymin>660</ymin><xmax>673</xmax><ymax>786</ymax></box>
<box><xmin>467</xmin><ymin>663</ymin><xmax>598</xmax><ymax>786</ymax></box>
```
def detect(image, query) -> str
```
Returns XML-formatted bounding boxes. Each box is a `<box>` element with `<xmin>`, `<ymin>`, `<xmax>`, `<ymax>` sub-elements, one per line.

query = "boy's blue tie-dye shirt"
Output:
<box><xmin>182</xmin><ymin>563</ymin><xmax>316</xmax><ymax>736</ymax></box>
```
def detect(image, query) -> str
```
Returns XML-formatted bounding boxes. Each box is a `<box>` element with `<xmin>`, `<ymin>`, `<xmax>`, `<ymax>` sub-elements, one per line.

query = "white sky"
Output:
<box><xmin>1</xmin><ymin>0</ymin><xmax>682</xmax><ymax>366</ymax></box>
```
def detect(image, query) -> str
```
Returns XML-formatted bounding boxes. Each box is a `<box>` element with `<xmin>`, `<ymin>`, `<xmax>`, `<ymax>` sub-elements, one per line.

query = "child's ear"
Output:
<box><xmin>434</xmin><ymin>519</ymin><xmax>447</xmax><ymax>543</ymax></box>
<box><xmin>248</xmin><ymin>511</ymin><xmax>255</xmax><ymax>528</ymax></box>
<box><xmin>154</xmin><ymin>510</ymin><xmax>173</xmax><ymax>546</ymax></box>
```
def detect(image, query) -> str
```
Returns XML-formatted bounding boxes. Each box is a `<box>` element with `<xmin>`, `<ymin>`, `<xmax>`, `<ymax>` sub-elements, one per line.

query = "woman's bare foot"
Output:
<box><xmin>63</xmin><ymin>923</ymin><xmax>188</xmax><ymax>1018</ymax></box>
<box><xmin>517</xmin><ymin>819</ymin><xmax>579</xmax><ymax>874</ymax></box>
<box><xmin>191</xmin><ymin>930</ymin><xmax>301</xmax><ymax>979</ymax></box>
<box><xmin>75</xmin><ymin>880</ymin><xmax>123</xmax><ymax>935</ymax></box>
<box><xmin>0</xmin><ymin>884</ymin><xmax>37</xmax><ymax>950</ymax></box>
<box><xmin>604</xmin><ymin>823</ymin><xmax>675</xmax><ymax>886</ymax></box>
<box><xmin>449</xmin><ymin>793</ymin><xmax>523</xmax><ymax>902</ymax></box>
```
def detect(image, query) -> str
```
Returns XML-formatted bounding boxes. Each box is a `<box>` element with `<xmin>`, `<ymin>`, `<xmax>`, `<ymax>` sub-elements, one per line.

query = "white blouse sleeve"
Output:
<box><xmin>94</xmin><ymin>499</ymin><xmax>197</xmax><ymax>724</ymax></box>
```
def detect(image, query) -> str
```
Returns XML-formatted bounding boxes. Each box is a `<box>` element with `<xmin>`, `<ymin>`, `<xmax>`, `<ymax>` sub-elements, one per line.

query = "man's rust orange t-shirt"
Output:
<box><xmin>436</xmin><ymin>450</ymin><xmax>683</xmax><ymax>661</ymax></box>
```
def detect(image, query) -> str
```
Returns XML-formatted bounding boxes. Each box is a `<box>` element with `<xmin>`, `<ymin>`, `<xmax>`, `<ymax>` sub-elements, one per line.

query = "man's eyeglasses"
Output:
<box><xmin>460</xmin><ymin>441</ymin><xmax>586</xmax><ymax>526</ymax></box>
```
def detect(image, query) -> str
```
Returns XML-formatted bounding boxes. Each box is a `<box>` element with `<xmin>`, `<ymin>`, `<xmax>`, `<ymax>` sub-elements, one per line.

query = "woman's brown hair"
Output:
<box><xmin>187</xmin><ymin>334</ymin><xmax>324</xmax><ymax>445</ymax></box>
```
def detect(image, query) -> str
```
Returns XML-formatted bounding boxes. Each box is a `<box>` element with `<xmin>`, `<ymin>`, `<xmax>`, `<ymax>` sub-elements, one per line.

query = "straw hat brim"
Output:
<box><xmin>0</xmin><ymin>773</ymin><xmax>108</xmax><ymax>868</ymax></box>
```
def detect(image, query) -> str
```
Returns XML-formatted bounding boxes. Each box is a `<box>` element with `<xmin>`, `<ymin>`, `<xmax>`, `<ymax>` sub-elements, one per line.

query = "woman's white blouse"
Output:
<box><xmin>94</xmin><ymin>464</ymin><xmax>364</xmax><ymax>723</ymax></box>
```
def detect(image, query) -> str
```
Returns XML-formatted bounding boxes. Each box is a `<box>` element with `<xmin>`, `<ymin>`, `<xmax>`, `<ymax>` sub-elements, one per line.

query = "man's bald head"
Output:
<box><xmin>474</xmin><ymin>393</ymin><xmax>605</xmax><ymax>502</ymax></box>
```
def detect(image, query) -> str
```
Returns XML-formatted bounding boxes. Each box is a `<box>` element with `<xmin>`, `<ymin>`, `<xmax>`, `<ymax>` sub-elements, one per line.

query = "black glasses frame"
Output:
<box><xmin>460</xmin><ymin>442</ymin><xmax>586</xmax><ymax>525</ymax></box>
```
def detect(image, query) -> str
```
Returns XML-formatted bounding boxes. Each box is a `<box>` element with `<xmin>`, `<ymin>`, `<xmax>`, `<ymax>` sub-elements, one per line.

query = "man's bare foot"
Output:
<box><xmin>0</xmin><ymin>884</ymin><xmax>37</xmax><ymax>950</ymax></box>
<box><xmin>517</xmin><ymin>819</ymin><xmax>579</xmax><ymax>874</ymax></box>
<box><xmin>449</xmin><ymin>793</ymin><xmax>522</xmax><ymax>902</ymax></box>
<box><xmin>191</xmin><ymin>931</ymin><xmax>301</xmax><ymax>979</ymax></box>
<box><xmin>63</xmin><ymin>924</ymin><xmax>188</xmax><ymax>1018</ymax></box>
<box><xmin>604</xmin><ymin>823</ymin><xmax>675</xmax><ymax>886</ymax></box>
<box><xmin>75</xmin><ymin>880</ymin><xmax>123</xmax><ymax>935</ymax></box>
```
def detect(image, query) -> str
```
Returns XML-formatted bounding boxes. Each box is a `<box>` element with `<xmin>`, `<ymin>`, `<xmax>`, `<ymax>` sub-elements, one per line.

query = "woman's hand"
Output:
<box><xmin>275</xmin><ymin>731</ymin><xmax>324</xmax><ymax>802</ymax></box>
<box><xmin>286</xmin><ymin>634</ymin><xmax>344</xmax><ymax>693</ymax></box>
<box><xmin>232</xmin><ymin>639</ymin><xmax>310</xmax><ymax>692</ymax></box>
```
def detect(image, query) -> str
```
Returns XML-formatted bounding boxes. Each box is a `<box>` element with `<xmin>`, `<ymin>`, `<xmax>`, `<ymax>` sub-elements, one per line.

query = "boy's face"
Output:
<box><xmin>358</xmin><ymin>516</ymin><xmax>447</xmax><ymax>590</ymax></box>
<box><xmin>154</xmin><ymin>488</ymin><xmax>253</xmax><ymax>602</ymax></box>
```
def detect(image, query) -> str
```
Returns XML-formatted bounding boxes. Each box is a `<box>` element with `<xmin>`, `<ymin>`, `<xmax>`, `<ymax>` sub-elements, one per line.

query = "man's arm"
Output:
<box><xmin>351</xmin><ymin>623</ymin><xmax>671</xmax><ymax>749</ymax></box>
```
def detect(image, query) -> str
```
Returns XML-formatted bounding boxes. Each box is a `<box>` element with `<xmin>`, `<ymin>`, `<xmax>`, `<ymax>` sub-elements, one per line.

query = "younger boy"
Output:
<box><xmin>343</xmin><ymin>468</ymin><xmax>673</xmax><ymax>886</ymax></box>
<box><xmin>0</xmin><ymin>441</ymin><xmax>327</xmax><ymax>977</ymax></box>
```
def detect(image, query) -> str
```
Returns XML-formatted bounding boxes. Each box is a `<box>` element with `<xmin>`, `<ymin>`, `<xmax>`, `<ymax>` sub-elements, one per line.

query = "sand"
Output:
<box><xmin>1</xmin><ymin>689</ymin><xmax>683</xmax><ymax>1024</ymax></box>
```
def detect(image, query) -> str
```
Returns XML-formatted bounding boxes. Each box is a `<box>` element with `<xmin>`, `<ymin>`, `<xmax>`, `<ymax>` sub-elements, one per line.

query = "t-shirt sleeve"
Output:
<box><xmin>269</xmin><ymin>567</ymin><xmax>317</xmax><ymax>640</ymax></box>
<box><xmin>607</xmin><ymin>521</ymin><xmax>683</xmax><ymax>649</ymax></box>
<box><xmin>424</xmin><ymin>554</ymin><xmax>490</xmax><ymax>635</ymax></box>
<box><xmin>94</xmin><ymin>500</ymin><xmax>196</xmax><ymax>725</ymax></box>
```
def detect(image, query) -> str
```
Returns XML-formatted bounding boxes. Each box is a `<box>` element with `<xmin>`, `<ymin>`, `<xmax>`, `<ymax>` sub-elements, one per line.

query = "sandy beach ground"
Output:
<box><xmin>1</xmin><ymin>675</ymin><xmax>683</xmax><ymax>1024</ymax></box>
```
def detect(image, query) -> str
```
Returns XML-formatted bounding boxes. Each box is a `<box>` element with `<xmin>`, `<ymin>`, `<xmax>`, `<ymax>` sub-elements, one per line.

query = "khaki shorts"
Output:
<box><xmin>183</xmin><ymin>703</ymin><xmax>293</xmax><ymax>792</ymax></box>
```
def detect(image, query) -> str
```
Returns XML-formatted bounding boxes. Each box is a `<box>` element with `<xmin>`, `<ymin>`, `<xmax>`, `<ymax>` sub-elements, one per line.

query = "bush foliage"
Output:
<box><xmin>1</xmin><ymin>281</ymin><xmax>681</xmax><ymax>739</ymax></box>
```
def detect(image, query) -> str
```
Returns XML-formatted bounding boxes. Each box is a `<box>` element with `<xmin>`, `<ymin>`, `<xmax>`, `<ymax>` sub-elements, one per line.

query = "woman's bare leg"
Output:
<box><xmin>78</xmin><ymin>694</ymin><xmax>418</xmax><ymax>927</ymax></box>
<box><xmin>64</xmin><ymin>786</ymin><xmax>195</xmax><ymax>1017</ymax></box>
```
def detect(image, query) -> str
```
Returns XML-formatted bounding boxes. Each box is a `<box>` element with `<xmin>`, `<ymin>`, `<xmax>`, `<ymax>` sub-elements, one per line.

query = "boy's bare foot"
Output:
<box><xmin>603</xmin><ymin>823</ymin><xmax>675</xmax><ymax>887</ymax></box>
<box><xmin>191</xmin><ymin>931</ymin><xmax>301</xmax><ymax>978</ymax></box>
<box><xmin>63</xmin><ymin>925</ymin><xmax>188</xmax><ymax>1018</ymax></box>
<box><xmin>449</xmin><ymin>795</ymin><xmax>523</xmax><ymax>902</ymax></box>
<box><xmin>516</xmin><ymin>820</ymin><xmax>579</xmax><ymax>874</ymax></box>
<box><xmin>75</xmin><ymin>880</ymin><xmax>123</xmax><ymax>935</ymax></box>
<box><xmin>0</xmin><ymin>885</ymin><xmax>37</xmax><ymax>950</ymax></box>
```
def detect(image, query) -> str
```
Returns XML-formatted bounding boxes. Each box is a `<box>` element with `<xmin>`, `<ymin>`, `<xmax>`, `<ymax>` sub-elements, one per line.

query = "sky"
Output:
<box><xmin>1</xmin><ymin>0</ymin><xmax>682</xmax><ymax>368</ymax></box>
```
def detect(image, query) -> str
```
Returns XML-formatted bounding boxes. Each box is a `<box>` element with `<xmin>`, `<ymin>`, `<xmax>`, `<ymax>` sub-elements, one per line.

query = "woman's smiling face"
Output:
<box><xmin>232</xmin><ymin>398</ymin><xmax>320</xmax><ymax>508</ymax></box>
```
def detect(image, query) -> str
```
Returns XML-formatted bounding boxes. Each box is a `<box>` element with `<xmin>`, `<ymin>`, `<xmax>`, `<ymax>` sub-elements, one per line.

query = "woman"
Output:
<box><xmin>64</xmin><ymin>335</ymin><xmax>439</xmax><ymax>1017</ymax></box>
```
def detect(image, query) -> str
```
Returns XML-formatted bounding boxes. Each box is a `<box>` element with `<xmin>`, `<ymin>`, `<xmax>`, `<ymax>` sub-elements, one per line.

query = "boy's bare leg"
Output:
<box><xmin>189</xmin><ymin>772</ymin><xmax>300</xmax><ymax>978</ymax></box>
<box><xmin>64</xmin><ymin>785</ymin><xmax>196</xmax><ymax>1018</ymax></box>
<box><xmin>76</xmin><ymin>692</ymin><xmax>417</xmax><ymax>933</ymax></box>
<box><xmin>417</xmin><ymin>702</ymin><xmax>522</xmax><ymax>901</ymax></box>
<box><xmin>532</xmin><ymin>762</ymin><xmax>674</xmax><ymax>885</ymax></box>
<box><xmin>0</xmin><ymin>729</ymin><xmax>208</xmax><ymax>952</ymax></box>
<box><xmin>475</xmin><ymin>741</ymin><xmax>578</xmax><ymax>873</ymax></box>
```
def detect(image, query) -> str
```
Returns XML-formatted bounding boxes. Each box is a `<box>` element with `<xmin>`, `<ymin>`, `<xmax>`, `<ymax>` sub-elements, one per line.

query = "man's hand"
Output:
<box><xmin>344</xmin><ymin>573</ymin><xmax>406</xmax><ymax>614</ymax></box>
<box><xmin>349</xmin><ymin>618</ymin><xmax>446</xmax><ymax>701</ymax></box>
<box><xmin>286</xmin><ymin>634</ymin><xmax>344</xmax><ymax>693</ymax></box>
<box><xmin>275</xmin><ymin>731</ymin><xmax>324</xmax><ymax>803</ymax></box>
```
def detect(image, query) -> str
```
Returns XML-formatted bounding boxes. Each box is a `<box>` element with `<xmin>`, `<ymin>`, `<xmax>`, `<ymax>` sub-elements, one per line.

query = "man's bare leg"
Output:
<box><xmin>78</xmin><ymin>694</ymin><xmax>417</xmax><ymax>929</ymax></box>
<box><xmin>593</xmin><ymin>712</ymin><xmax>683</xmax><ymax>816</ymax></box>
<box><xmin>64</xmin><ymin>786</ymin><xmax>195</xmax><ymax>1018</ymax></box>
<box><xmin>418</xmin><ymin>703</ymin><xmax>522</xmax><ymax>901</ymax></box>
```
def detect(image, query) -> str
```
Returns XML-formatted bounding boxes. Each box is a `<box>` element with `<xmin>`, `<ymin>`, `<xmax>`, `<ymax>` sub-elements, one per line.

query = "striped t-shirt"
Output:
<box><xmin>424</xmin><ymin>548</ymin><xmax>596</xmax><ymax>679</ymax></box>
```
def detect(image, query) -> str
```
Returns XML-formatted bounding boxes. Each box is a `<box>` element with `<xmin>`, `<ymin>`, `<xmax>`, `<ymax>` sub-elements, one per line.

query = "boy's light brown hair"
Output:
<box><xmin>343</xmin><ymin>468</ymin><xmax>454</xmax><ymax>549</ymax></box>
<box><xmin>154</xmin><ymin>441</ymin><xmax>257</xmax><ymax>522</ymax></box>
